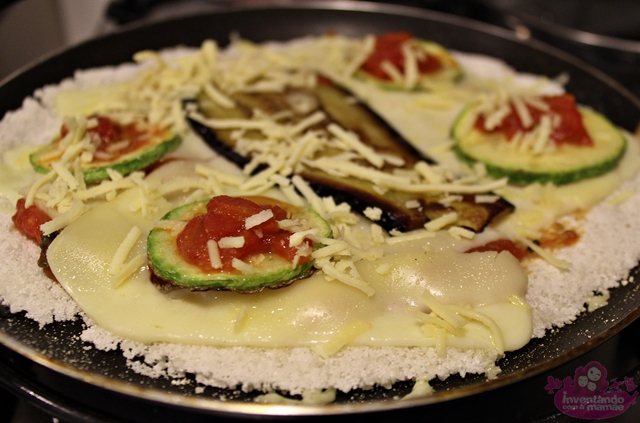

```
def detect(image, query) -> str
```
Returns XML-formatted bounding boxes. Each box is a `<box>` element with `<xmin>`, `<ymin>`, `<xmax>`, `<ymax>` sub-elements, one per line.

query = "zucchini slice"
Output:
<box><xmin>452</xmin><ymin>105</ymin><xmax>627</xmax><ymax>185</ymax></box>
<box><xmin>355</xmin><ymin>40</ymin><xmax>463</xmax><ymax>91</ymax></box>
<box><xmin>147</xmin><ymin>198</ymin><xmax>332</xmax><ymax>293</ymax></box>
<box><xmin>30</xmin><ymin>127</ymin><xmax>181</xmax><ymax>184</ymax></box>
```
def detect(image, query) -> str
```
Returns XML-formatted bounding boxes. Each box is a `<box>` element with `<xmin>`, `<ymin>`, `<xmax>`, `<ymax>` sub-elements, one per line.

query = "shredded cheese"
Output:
<box><xmin>517</xmin><ymin>236</ymin><xmax>572</xmax><ymax>269</ymax></box>
<box><xmin>421</xmin><ymin>324</ymin><xmax>448</xmax><ymax>357</ymax></box>
<box><xmin>363</xmin><ymin>206</ymin><xmax>382</xmax><ymax>221</ymax></box>
<box><xmin>218</xmin><ymin>236</ymin><xmax>245</xmax><ymax>249</ymax></box>
<box><xmin>474</xmin><ymin>194</ymin><xmax>499</xmax><ymax>203</ymax></box>
<box><xmin>448</xmin><ymin>305</ymin><xmax>505</xmax><ymax>355</ymax></box>
<box><xmin>424</xmin><ymin>212</ymin><xmax>458</xmax><ymax>232</ymax></box>
<box><xmin>420</xmin><ymin>290</ymin><xmax>467</xmax><ymax>328</ymax></box>
<box><xmin>401</xmin><ymin>41</ymin><xmax>419</xmax><ymax>90</ymax></box>
<box><xmin>326</xmin><ymin>123</ymin><xmax>384</xmax><ymax>168</ymax></box>
<box><xmin>40</xmin><ymin>200</ymin><xmax>88</xmax><ymax>235</ymax></box>
<box><xmin>380</xmin><ymin>178</ymin><xmax>509</xmax><ymax>194</ymax></box>
<box><xmin>512</xmin><ymin>96</ymin><xmax>533</xmax><ymax>129</ymax></box>
<box><xmin>111</xmin><ymin>254</ymin><xmax>146</xmax><ymax>288</ymax></box>
<box><xmin>50</xmin><ymin>162</ymin><xmax>78</xmax><ymax>191</ymax></box>
<box><xmin>231</xmin><ymin>258</ymin><xmax>256</xmax><ymax>274</ymax></box>
<box><xmin>25</xmin><ymin>172</ymin><xmax>57</xmax><ymax>208</ymax></box>
<box><xmin>343</xmin><ymin>34</ymin><xmax>375</xmax><ymax>77</ymax></box>
<box><xmin>414</xmin><ymin>162</ymin><xmax>443</xmax><ymax>185</ymax></box>
<box><xmin>380</xmin><ymin>61</ymin><xmax>404</xmax><ymax>84</ymax></box>
<box><xmin>405</xmin><ymin>199</ymin><xmax>421</xmax><ymax>209</ymax></box>
<box><xmin>448</xmin><ymin>226</ymin><xmax>475</xmax><ymax>240</ymax></box>
<box><xmin>203</xmin><ymin>82</ymin><xmax>236</xmax><ymax>108</ymax></box>
<box><xmin>207</xmin><ymin>240</ymin><xmax>222</xmax><ymax>269</ymax></box>
<box><xmin>419</xmin><ymin>313</ymin><xmax>460</xmax><ymax>335</ymax></box>
<box><xmin>245</xmin><ymin>209</ymin><xmax>273</xmax><ymax>229</ymax></box>
<box><xmin>320</xmin><ymin>261</ymin><xmax>375</xmax><ymax>297</ymax></box>
<box><xmin>310</xmin><ymin>320</ymin><xmax>372</xmax><ymax>358</ymax></box>
<box><xmin>289</xmin><ymin>228</ymin><xmax>319</xmax><ymax>247</ymax></box>
<box><xmin>385</xmin><ymin>229</ymin><xmax>436</xmax><ymax>245</ymax></box>
<box><xmin>311</xmin><ymin>241</ymin><xmax>350</xmax><ymax>258</ymax></box>
<box><xmin>154</xmin><ymin>220</ymin><xmax>187</xmax><ymax>236</ymax></box>
<box><xmin>291</xmin><ymin>175</ymin><xmax>326</xmax><ymax>217</ymax></box>
<box><xmin>109</xmin><ymin>226</ymin><xmax>143</xmax><ymax>274</ymax></box>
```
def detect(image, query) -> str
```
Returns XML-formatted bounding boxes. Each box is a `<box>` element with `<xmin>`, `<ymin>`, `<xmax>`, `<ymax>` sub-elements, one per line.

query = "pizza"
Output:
<box><xmin>1</xmin><ymin>32</ymin><xmax>639</xmax><ymax>403</ymax></box>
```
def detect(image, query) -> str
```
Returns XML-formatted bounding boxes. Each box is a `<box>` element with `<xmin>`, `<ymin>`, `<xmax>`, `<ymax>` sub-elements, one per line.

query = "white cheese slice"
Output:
<box><xmin>47</xmin><ymin>188</ymin><xmax>531</xmax><ymax>352</ymax></box>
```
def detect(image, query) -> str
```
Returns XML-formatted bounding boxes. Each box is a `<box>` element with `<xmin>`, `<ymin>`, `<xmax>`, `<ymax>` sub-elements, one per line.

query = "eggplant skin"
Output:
<box><xmin>188</xmin><ymin>78</ymin><xmax>513</xmax><ymax>232</ymax></box>
<box><xmin>38</xmin><ymin>231</ymin><xmax>60</xmax><ymax>282</ymax></box>
<box><xmin>305</xmin><ymin>170</ymin><xmax>513</xmax><ymax>232</ymax></box>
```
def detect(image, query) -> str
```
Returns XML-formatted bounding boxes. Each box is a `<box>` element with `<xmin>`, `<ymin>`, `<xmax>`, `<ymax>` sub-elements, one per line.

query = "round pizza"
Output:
<box><xmin>0</xmin><ymin>31</ymin><xmax>639</xmax><ymax>404</ymax></box>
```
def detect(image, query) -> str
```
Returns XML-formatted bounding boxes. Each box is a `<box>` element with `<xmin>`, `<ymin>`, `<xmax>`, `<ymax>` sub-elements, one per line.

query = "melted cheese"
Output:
<box><xmin>46</xmin><ymin>161</ymin><xmax>531</xmax><ymax>354</ymax></box>
<box><xmin>495</xmin><ymin>136</ymin><xmax>640</xmax><ymax>239</ymax></box>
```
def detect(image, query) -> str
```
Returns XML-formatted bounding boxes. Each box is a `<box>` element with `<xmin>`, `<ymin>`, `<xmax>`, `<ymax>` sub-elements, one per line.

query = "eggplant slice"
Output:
<box><xmin>187</xmin><ymin>79</ymin><xmax>513</xmax><ymax>232</ymax></box>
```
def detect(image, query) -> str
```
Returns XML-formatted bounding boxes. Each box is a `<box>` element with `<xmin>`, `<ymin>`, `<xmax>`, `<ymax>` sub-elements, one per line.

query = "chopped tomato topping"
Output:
<box><xmin>91</xmin><ymin>116</ymin><xmax>120</xmax><ymax>144</ymax></box>
<box><xmin>465</xmin><ymin>239</ymin><xmax>529</xmax><ymax>261</ymax></box>
<box><xmin>176</xmin><ymin>196</ymin><xmax>312</xmax><ymax>272</ymax></box>
<box><xmin>58</xmin><ymin>116</ymin><xmax>166</xmax><ymax>162</ymax></box>
<box><xmin>360</xmin><ymin>31</ymin><xmax>443</xmax><ymax>81</ymax></box>
<box><xmin>475</xmin><ymin>94</ymin><xmax>593</xmax><ymax>147</ymax></box>
<box><xmin>12</xmin><ymin>198</ymin><xmax>51</xmax><ymax>244</ymax></box>
<box><xmin>317</xmin><ymin>75</ymin><xmax>333</xmax><ymax>86</ymax></box>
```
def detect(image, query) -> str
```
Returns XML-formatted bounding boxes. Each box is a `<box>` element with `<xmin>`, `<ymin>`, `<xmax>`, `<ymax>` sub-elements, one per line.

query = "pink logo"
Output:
<box><xmin>545</xmin><ymin>361</ymin><xmax>638</xmax><ymax>419</ymax></box>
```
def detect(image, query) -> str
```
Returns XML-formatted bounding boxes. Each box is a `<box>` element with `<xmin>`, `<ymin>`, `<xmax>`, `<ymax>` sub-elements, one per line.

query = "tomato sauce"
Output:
<box><xmin>360</xmin><ymin>32</ymin><xmax>443</xmax><ymax>81</ymax></box>
<box><xmin>12</xmin><ymin>198</ymin><xmax>51</xmax><ymax>244</ymax></box>
<box><xmin>59</xmin><ymin>116</ymin><xmax>163</xmax><ymax>162</ymax></box>
<box><xmin>539</xmin><ymin>222</ymin><xmax>580</xmax><ymax>249</ymax></box>
<box><xmin>176</xmin><ymin>196</ymin><xmax>312</xmax><ymax>272</ymax></box>
<box><xmin>475</xmin><ymin>94</ymin><xmax>593</xmax><ymax>147</ymax></box>
<box><xmin>465</xmin><ymin>239</ymin><xmax>529</xmax><ymax>261</ymax></box>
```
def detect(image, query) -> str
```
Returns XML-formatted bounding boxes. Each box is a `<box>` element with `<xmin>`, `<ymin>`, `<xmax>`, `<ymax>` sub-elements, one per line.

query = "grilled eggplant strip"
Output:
<box><xmin>187</xmin><ymin>108</ymin><xmax>254</xmax><ymax>169</ymax></box>
<box><xmin>187</xmin><ymin>78</ymin><xmax>513</xmax><ymax>232</ymax></box>
<box><xmin>192</xmin><ymin>80</ymin><xmax>432</xmax><ymax>169</ymax></box>
<box><xmin>304</xmin><ymin>169</ymin><xmax>512</xmax><ymax>232</ymax></box>
<box><xmin>310</xmin><ymin>80</ymin><xmax>434</xmax><ymax>167</ymax></box>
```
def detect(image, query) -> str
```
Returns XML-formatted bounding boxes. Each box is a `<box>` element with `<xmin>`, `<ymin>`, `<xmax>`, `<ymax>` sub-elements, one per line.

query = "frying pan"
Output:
<box><xmin>476</xmin><ymin>0</ymin><xmax>640</xmax><ymax>95</ymax></box>
<box><xmin>1</xmin><ymin>1</ymin><xmax>640</xmax><ymax>421</ymax></box>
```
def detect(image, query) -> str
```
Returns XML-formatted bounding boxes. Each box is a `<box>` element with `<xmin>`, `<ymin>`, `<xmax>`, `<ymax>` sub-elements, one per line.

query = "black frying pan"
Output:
<box><xmin>1</xmin><ymin>1</ymin><xmax>640</xmax><ymax>421</ymax></box>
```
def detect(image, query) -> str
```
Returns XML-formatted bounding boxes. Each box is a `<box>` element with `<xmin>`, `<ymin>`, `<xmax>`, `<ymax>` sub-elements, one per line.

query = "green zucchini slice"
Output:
<box><xmin>355</xmin><ymin>40</ymin><xmax>463</xmax><ymax>91</ymax></box>
<box><xmin>30</xmin><ymin>131</ymin><xmax>181</xmax><ymax>184</ymax></box>
<box><xmin>147</xmin><ymin>198</ymin><xmax>332</xmax><ymax>293</ymax></box>
<box><xmin>452</xmin><ymin>105</ymin><xmax>627</xmax><ymax>185</ymax></box>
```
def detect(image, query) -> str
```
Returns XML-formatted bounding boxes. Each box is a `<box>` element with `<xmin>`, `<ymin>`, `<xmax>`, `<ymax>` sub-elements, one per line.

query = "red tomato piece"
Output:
<box><xmin>12</xmin><ymin>198</ymin><xmax>51</xmax><ymax>244</ymax></box>
<box><xmin>176</xmin><ymin>196</ymin><xmax>311</xmax><ymax>272</ymax></box>
<box><xmin>176</xmin><ymin>215</ymin><xmax>214</xmax><ymax>270</ymax></box>
<box><xmin>474</xmin><ymin>94</ymin><xmax>593</xmax><ymax>147</ymax></box>
<box><xmin>465</xmin><ymin>239</ymin><xmax>529</xmax><ymax>261</ymax></box>
<box><xmin>544</xmin><ymin>95</ymin><xmax>593</xmax><ymax>146</ymax></box>
<box><xmin>89</xmin><ymin>116</ymin><xmax>120</xmax><ymax>144</ymax></box>
<box><xmin>360</xmin><ymin>31</ymin><xmax>443</xmax><ymax>81</ymax></box>
<box><xmin>77</xmin><ymin>115</ymin><xmax>162</xmax><ymax>162</ymax></box>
